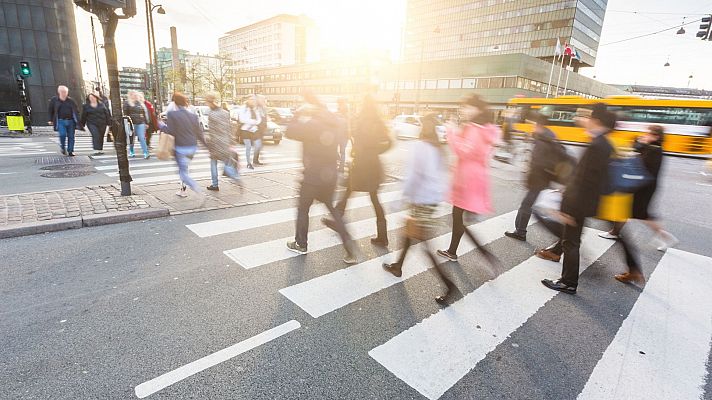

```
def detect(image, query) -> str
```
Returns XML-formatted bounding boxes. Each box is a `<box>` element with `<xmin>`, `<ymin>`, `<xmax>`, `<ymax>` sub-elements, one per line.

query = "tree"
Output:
<box><xmin>201</xmin><ymin>55</ymin><xmax>234</xmax><ymax>103</ymax></box>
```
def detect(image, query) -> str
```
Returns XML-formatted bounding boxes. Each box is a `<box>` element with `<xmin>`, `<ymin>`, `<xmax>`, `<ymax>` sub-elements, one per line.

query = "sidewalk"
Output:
<box><xmin>0</xmin><ymin>169</ymin><xmax>304</xmax><ymax>239</ymax></box>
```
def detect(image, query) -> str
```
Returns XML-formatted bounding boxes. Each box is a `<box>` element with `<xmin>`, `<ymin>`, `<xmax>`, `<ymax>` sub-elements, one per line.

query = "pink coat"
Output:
<box><xmin>447</xmin><ymin>123</ymin><xmax>500</xmax><ymax>214</ymax></box>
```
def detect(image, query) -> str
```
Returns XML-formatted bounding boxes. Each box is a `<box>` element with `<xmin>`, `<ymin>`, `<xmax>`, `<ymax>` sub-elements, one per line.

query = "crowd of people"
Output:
<box><xmin>48</xmin><ymin>84</ymin><xmax>678</xmax><ymax>303</ymax></box>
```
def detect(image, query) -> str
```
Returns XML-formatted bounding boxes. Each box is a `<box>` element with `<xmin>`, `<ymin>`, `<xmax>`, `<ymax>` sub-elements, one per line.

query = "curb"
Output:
<box><xmin>0</xmin><ymin>208</ymin><xmax>169</xmax><ymax>239</ymax></box>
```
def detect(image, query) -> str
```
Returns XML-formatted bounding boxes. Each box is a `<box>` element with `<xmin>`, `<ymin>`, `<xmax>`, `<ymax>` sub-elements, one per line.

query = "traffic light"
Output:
<box><xmin>19</xmin><ymin>61</ymin><xmax>31</xmax><ymax>77</ymax></box>
<box><xmin>698</xmin><ymin>15</ymin><xmax>712</xmax><ymax>40</ymax></box>
<box><xmin>16</xmin><ymin>76</ymin><xmax>27</xmax><ymax>104</ymax></box>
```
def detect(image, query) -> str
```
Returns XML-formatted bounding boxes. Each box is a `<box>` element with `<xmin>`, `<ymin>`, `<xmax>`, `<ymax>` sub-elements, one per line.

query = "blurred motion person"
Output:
<box><xmin>239</xmin><ymin>96</ymin><xmax>262</xmax><ymax>169</ymax></box>
<box><xmin>48</xmin><ymin>85</ymin><xmax>80</xmax><ymax>156</ymax></box>
<box><xmin>252</xmin><ymin>95</ymin><xmax>268</xmax><ymax>166</ymax></box>
<box><xmin>123</xmin><ymin>90</ymin><xmax>150</xmax><ymax>159</ymax></box>
<box><xmin>79</xmin><ymin>93</ymin><xmax>111</xmax><ymax>156</ymax></box>
<box><xmin>336</xmin><ymin>98</ymin><xmax>350</xmax><ymax>174</ymax></box>
<box><xmin>204</xmin><ymin>93</ymin><xmax>242</xmax><ymax>191</ymax></box>
<box><xmin>139</xmin><ymin>92</ymin><xmax>158</xmax><ymax>149</ymax></box>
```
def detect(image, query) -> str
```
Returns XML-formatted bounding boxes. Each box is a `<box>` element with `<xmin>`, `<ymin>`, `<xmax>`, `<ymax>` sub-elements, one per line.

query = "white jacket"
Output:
<box><xmin>239</xmin><ymin>106</ymin><xmax>261</xmax><ymax>132</ymax></box>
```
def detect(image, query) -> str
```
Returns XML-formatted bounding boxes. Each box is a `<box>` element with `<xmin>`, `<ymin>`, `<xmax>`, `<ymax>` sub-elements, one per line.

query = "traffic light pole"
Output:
<box><xmin>100</xmin><ymin>11</ymin><xmax>133</xmax><ymax>196</ymax></box>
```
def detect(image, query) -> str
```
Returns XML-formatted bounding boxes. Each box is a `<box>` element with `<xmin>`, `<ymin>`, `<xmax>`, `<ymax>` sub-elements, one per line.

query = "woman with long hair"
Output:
<box><xmin>322</xmin><ymin>94</ymin><xmax>391</xmax><ymax>247</ymax></box>
<box><xmin>123</xmin><ymin>90</ymin><xmax>150</xmax><ymax>159</ymax></box>
<box><xmin>204</xmin><ymin>93</ymin><xmax>242</xmax><ymax>191</ymax></box>
<box><xmin>79</xmin><ymin>92</ymin><xmax>111</xmax><ymax>156</ymax></box>
<box><xmin>437</xmin><ymin>94</ymin><xmax>500</xmax><ymax>268</ymax></box>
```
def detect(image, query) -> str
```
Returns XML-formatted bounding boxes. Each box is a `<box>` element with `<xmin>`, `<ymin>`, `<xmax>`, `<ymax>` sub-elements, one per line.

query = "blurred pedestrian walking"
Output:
<box><xmin>123</xmin><ymin>90</ymin><xmax>150</xmax><ymax>159</ymax></box>
<box><xmin>322</xmin><ymin>95</ymin><xmax>391</xmax><ymax>247</ymax></box>
<box><xmin>239</xmin><ymin>96</ymin><xmax>262</xmax><ymax>170</ymax></box>
<box><xmin>48</xmin><ymin>85</ymin><xmax>80</xmax><ymax>156</ymax></box>
<box><xmin>204</xmin><ymin>93</ymin><xmax>242</xmax><ymax>192</ymax></box>
<box><xmin>160</xmin><ymin>92</ymin><xmax>208</xmax><ymax>201</ymax></box>
<box><xmin>252</xmin><ymin>95</ymin><xmax>268</xmax><ymax>166</ymax></box>
<box><xmin>336</xmin><ymin>98</ymin><xmax>350</xmax><ymax>175</ymax></box>
<box><xmin>437</xmin><ymin>94</ymin><xmax>500</xmax><ymax>269</ymax></box>
<box><xmin>139</xmin><ymin>92</ymin><xmax>158</xmax><ymax>149</ymax></box>
<box><xmin>79</xmin><ymin>92</ymin><xmax>111</xmax><ymax>156</ymax></box>
<box><xmin>286</xmin><ymin>91</ymin><xmax>357</xmax><ymax>264</ymax></box>
<box><xmin>382</xmin><ymin>113</ymin><xmax>453</xmax><ymax>301</ymax></box>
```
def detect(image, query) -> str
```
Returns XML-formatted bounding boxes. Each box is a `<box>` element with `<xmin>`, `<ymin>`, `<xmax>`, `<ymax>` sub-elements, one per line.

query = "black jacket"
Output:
<box><xmin>348</xmin><ymin>114</ymin><xmax>391</xmax><ymax>192</ymax></box>
<box><xmin>79</xmin><ymin>102</ymin><xmax>111</xmax><ymax>131</ymax></box>
<box><xmin>634</xmin><ymin>140</ymin><xmax>663</xmax><ymax>181</ymax></box>
<box><xmin>286</xmin><ymin>107</ymin><xmax>340</xmax><ymax>186</ymax></box>
<box><xmin>48</xmin><ymin>96</ymin><xmax>79</xmax><ymax>131</ymax></box>
<box><xmin>561</xmin><ymin>132</ymin><xmax>613</xmax><ymax>219</ymax></box>
<box><xmin>123</xmin><ymin>101</ymin><xmax>147</xmax><ymax>125</ymax></box>
<box><xmin>527</xmin><ymin>127</ymin><xmax>559</xmax><ymax>190</ymax></box>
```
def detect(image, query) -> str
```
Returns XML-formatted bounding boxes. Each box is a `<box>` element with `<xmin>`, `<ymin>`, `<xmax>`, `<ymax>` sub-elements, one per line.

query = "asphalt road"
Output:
<box><xmin>2</xmin><ymin>140</ymin><xmax>712</xmax><ymax>399</ymax></box>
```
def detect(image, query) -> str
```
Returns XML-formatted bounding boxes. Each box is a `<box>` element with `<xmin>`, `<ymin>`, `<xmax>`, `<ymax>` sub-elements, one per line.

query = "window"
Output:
<box><xmin>611</xmin><ymin>107</ymin><xmax>712</xmax><ymax>135</ymax></box>
<box><xmin>449</xmin><ymin>79</ymin><xmax>462</xmax><ymax>89</ymax></box>
<box><xmin>539</xmin><ymin>105</ymin><xmax>579</xmax><ymax>127</ymax></box>
<box><xmin>463</xmin><ymin>78</ymin><xmax>476</xmax><ymax>89</ymax></box>
<box><xmin>489</xmin><ymin>77</ymin><xmax>504</xmax><ymax>89</ymax></box>
<box><xmin>425</xmin><ymin>80</ymin><xmax>437</xmax><ymax>89</ymax></box>
<box><xmin>437</xmin><ymin>79</ymin><xmax>449</xmax><ymax>89</ymax></box>
<box><xmin>476</xmin><ymin>78</ymin><xmax>490</xmax><ymax>89</ymax></box>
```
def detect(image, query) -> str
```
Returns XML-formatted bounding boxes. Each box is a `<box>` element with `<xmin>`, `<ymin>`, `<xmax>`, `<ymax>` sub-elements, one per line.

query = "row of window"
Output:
<box><xmin>536</xmin><ymin>105</ymin><xmax>712</xmax><ymax>129</ymax></box>
<box><xmin>237</xmin><ymin>67</ymin><xmax>372</xmax><ymax>84</ymax></box>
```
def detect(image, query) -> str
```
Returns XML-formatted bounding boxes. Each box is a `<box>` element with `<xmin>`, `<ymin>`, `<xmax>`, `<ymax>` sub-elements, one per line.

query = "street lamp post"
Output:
<box><xmin>146</xmin><ymin>1</ymin><xmax>165</xmax><ymax>110</ymax></box>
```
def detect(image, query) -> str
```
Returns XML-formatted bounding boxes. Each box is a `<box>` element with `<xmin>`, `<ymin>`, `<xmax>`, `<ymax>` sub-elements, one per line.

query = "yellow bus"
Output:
<box><xmin>506</xmin><ymin>96</ymin><xmax>712</xmax><ymax>156</ymax></box>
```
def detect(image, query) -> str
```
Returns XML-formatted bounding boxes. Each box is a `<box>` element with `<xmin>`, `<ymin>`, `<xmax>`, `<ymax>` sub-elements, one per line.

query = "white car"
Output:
<box><xmin>194</xmin><ymin>106</ymin><xmax>210</xmax><ymax>132</ymax></box>
<box><xmin>391</xmin><ymin>114</ymin><xmax>447</xmax><ymax>143</ymax></box>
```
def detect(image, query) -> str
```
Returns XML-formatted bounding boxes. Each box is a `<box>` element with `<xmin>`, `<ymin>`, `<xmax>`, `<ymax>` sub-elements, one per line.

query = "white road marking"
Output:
<box><xmin>0</xmin><ymin>151</ymin><xmax>54</xmax><ymax>157</ymax></box>
<box><xmin>130</xmin><ymin>162</ymin><xmax>303</xmax><ymax>184</ymax></box>
<box><xmin>94</xmin><ymin>153</ymin><xmax>286</xmax><ymax>170</ymax></box>
<box><xmin>187</xmin><ymin>189</ymin><xmax>401</xmax><ymax>238</ymax></box>
<box><xmin>134</xmin><ymin>320</ymin><xmax>300</xmax><ymax>399</ymax></box>
<box><xmin>224</xmin><ymin>204</ymin><xmax>450</xmax><ymax>269</ymax></box>
<box><xmin>104</xmin><ymin>158</ymin><xmax>300</xmax><ymax>176</ymax></box>
<box><xmin>279</xmin><ymin>210</ymin><xmax>532</xmax><ymax>318</ymax></box>
<box><xmin>368</xmin><ymin>228</ymin><xmax>614</xmax><ymax>400</ymax></box>
<box><xmin>577</xmin><ymin>249</ymin><xmax>712</xmax><ymax>400</ymax></box>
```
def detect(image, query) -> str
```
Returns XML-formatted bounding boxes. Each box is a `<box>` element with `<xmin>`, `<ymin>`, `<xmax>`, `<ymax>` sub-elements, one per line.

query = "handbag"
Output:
<box><xmin>607</xmin><ymin>155</ymin><xmax>653</xmax><ymax>193</ymax></box>
<box><xmin>156</xmin><ymin>133</ymin><xmax>175</xmax><ymax>160</ymax></box>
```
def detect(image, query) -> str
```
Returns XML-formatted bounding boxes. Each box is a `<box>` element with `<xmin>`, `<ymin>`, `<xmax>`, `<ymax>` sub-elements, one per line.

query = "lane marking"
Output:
<box><xmin>279</xmin><ymin>210</ymin><xmax>532</xmax><ymax>318</ymax></box>
<box><xmin>130</xmin><ymin>162</ymin><xmax>303</xmax><ymax>184</ymax></box>
<box><xmin>578</xmin><ymin>249</ymin><xmax>712</xmax><ymax>400</ymax></box>
<box><xmin>93</xmin><ymin>153</ymin><xmax>287</xmax><ymax>170</ymax></box>
<box><xmin>134</xmin><ymin>320</ymin><xmax>300</xmax><ymax>399</ymax></box>
<box><xmin>103</xmin><ymin>158</ymin><xmax>300</xmax><ymax>176</ymax></box>
<box><xmin>224</xmin><ymin>204</ymin><xmax>450</xmax><ymax>269</ymax></box>
<box><xmin>368</xmin><ymin>228</ymin><xmax>614</xmax><ymax>400</ymax></box>
<box><xmin>187</xmin><ymin>189</ymin><xmax>401</xmax><ymax>238</ymax></box>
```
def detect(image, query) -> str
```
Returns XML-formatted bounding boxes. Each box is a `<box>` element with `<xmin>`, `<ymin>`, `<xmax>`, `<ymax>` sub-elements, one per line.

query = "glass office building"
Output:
<box><xmin>403</xmin><ymin>0</ymin><xmax>606</xmax><ymax>69</ymax></box>
<box><xmin>0</xmin><ymin>0</ymin><xmax>84</xmax><ymax>123</ymax></box>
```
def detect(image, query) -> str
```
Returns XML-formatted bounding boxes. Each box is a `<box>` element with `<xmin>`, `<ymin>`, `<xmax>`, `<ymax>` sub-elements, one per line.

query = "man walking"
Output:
<box><xmin>541</xmin><ymin>104</ymin><xmax>616</xmax><ymax>294</ymax></box>
<box><xmin>505</xmin><ymin>113</ymin><xmax>569</xmax><ymax>241</ymax></box>
<box><xmin>48</xmin><ymin>85</ymin><xmax>80</xmax><ymax>156</ymax></box>
<box><xmin>286</xmin><ymin>91</ymin><xmax>356</xmax><ymax>264</ymax></box>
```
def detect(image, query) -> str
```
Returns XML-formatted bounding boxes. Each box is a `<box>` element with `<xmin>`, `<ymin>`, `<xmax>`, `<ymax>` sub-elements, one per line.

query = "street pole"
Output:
<box><xmin>100</xmin><ymin>10</ymin><xmax>133</xmax><ymax>195</ymax></box>
<box><xmin>144</xmin><ymin>0</ymin><xmax>154</xmax><ymax>100</ymax></box>
<box><xmin>148</xmin><ymin>1</ymin><xmax>163</xmax><ymax>110</ymax></box>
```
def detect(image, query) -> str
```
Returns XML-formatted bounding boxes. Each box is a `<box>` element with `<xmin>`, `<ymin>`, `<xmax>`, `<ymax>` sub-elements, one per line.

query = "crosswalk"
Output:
<box><xmin>0</xmin><ymin>138</ymin><xmax>55</xmax><ymax>157</ymax></box>
<box><xmin>136</xmin><ymin>187</ymin><xmax>712</xmax><ymax>399</ymax></box>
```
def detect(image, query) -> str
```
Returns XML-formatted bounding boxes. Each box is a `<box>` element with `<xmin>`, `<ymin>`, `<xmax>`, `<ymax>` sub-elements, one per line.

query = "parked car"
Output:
<box><xmin>390</xmin><ymin>114</ymin><xmax>447</xmax><ymax>143</ymax></box>
<box><xmin>229</xmin><ymin>106</ymin><xmax>283</xmax><ymax>145</ymax></box>
<box><xmin>267</xmin><ymin>107</ymin><xmax>294</xmax><ymax>127</ymax></box>
<box><xmin>194</xmin><ymin>105</ymin><xmax>210</xmax><ymax>131</ymax></box>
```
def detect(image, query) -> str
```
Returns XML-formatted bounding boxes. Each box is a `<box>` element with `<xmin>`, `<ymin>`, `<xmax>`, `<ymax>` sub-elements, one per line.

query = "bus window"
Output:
<box><xmin>613</xmin><ymin>107</ymin><xmax>712</xmax><ymax>136</ymax></box>
<box><xmin>539</xmin><ymin>105</ymin><xmax>579</xmax><ymax>126</ymax></box>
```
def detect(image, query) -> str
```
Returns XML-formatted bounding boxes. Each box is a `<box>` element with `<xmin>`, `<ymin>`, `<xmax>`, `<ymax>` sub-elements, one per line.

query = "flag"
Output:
<box><xmin>564</xmin><ymin>44</ymin><xmax>574</xmax><ymax>57</ymax></box>
<box><xmin>555</xmin><ymin>38</ymin><xmax>562</xmax><ymax>56</ymax></box>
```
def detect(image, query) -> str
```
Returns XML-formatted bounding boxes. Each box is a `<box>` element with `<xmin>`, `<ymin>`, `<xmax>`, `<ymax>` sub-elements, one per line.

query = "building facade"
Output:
<box><xmin>218</xmin><ymin>14</ymin><xmax>318</xmax><ymax>71</ymax></box>
<box><xmin>118</xmin><ymin>67</ymin><xmax>148</xmax><ymax>98</ymax></box>
<box><xmin>403</xmin><ymin>0</ymin><xmax>606</xmax><ymax>69</ymax></box>
<box><xmin>0</xmin><ymin>0</ymin><xmax>84</xmax><ymax>123</ymax></box>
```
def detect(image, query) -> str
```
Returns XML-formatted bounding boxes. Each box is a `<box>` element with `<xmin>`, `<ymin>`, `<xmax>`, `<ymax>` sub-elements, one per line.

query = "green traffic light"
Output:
<box><xmin>19</xmin><ymin>61</ymin><xmax>31</xmax><ymax>77</ymax></box>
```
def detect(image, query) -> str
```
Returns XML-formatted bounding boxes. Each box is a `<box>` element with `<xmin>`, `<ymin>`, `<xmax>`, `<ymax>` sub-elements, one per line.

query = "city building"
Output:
<box><xmin>403</xmin><ymin>0</ymin><xmax>606</xmax><ymax>70</ymax></box>
<box><xmin>233</xmin><ymin>53</ymin><xmax>626</xmax><ymax>116</ymax></box>
<box><xmin>613</xmin><ymin>84</ymin><xmax>712</xmax><ymax>100</ymax></box>
<box><xmin>150</xmin><ymin>49</ymin><xmax>234</xmax><ymax>104</ymax></box>
<box><xmin>218</xmin><ymin>14</ymin><xmax>318</xmax><ymax>71</ymax></box>
<box><xmin>118</xmin><ymin>67</ymin><xmax>148</xmax><ymax>99</ymax></box>
<box><xmin>0</xmin><ymin>0</ymin><xmax>84</xmax><ymax>123</ymax></box>
<box><xmin>151</xmin><ymin>47</ymin><xmax>189</xmax><ymax>103</ymax></box>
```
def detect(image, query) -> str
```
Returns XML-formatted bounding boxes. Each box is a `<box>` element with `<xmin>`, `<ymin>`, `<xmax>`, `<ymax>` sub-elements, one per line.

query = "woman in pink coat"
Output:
<box><xmin>437</xmin><ymin>94</ymin><xmax>500</xmax><ymax>269</ymax></box>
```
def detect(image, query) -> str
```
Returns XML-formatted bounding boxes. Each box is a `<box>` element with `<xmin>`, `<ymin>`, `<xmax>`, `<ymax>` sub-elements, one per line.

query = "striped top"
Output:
<box><xmin>207</xmin><ymin>107</ymin><xmax>234</xmax><ymax>161</ymax></box>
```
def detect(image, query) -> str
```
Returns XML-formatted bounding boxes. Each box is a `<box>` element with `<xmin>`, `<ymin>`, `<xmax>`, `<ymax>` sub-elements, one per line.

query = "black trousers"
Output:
<box><xmin>87</xmin><ymin>123</ymin><xmax>104</xmax><ymax>151</ymax></box>
<box><xmin>514</xmin><ymin>189</ymin><xmax>541</xmax><ymax>235</ymax></box>
<box><xmin>295</xmin><ymin>182</ymin><xmax>351</xmax><ymax>248</ymax></box>
<box><xmin>335</xmin><ymin>188</ymin><xmax>387</xmax><ymax>240</ymax></box>
<box><xmin>447</xmin><ymin>206</ymin><xmax>486</xmax><ymax>255</ymax></box>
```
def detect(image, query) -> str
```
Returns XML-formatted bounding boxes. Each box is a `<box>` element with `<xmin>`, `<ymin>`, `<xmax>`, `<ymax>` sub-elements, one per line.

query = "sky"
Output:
<box><xmin>74</xmin><ymin>0</ymin><xmax>712</xmax><ymax>90</ymax></box>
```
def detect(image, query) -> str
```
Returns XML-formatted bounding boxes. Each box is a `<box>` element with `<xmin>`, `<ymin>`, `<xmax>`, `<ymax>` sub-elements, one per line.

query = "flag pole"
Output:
<box><xmin>555</xmin><ymin>51</ymin><xmax>566</xmax><ymax>98</ymax></box>
<box><xmin>546</xmin><ymin>54</ymin><xmax>558</xmax><ymax>98</ymax></box>
<box><xmin>563</xmin><ymin>56</ymin><xmax>574</xmax><ymax>95</ymax></box>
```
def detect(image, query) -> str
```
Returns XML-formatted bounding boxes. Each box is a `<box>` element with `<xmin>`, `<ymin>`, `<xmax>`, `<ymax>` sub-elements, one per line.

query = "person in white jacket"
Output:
<box><xmin>382</xmin><ymin>113</ymin><xmax>454</xmax><ymax>302</ymax></box>
<box><xmin>239</xmin><ymin>96</ymin><xmax>262</xmax><ymax>169</ymax></box>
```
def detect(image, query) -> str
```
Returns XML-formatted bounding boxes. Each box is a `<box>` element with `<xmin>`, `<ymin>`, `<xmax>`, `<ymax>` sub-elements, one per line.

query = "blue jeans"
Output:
<box><xmin>244</xmin><ymin>138</ymin><xmax>261</xmax><ymax>165</ymax></box>
<box><xmin>210</xmin><ymin>159</ymin><xmax>239</xmax><ymax>186</ymax></box>
<box><xmin>57</xmin><ymin>119</ymin><xmax>76</xmax><ymax>152</ymax></box>
<box><xmin>175</xmin><ymin>145</ymin><xmax>200</xmax><ymax>193</ymax></box>
<box><xmin>130</xmin><ymin>123</ymin><xmax>148</xmax><ymax>156</ymax></box>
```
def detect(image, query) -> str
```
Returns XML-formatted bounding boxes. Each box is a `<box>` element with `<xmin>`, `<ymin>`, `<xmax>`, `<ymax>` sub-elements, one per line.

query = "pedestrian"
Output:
<box><xmin>382</xmin><ymin>113</ymin><xmax>453</xmax><ymax>301</ymax></box>
<box><xmin>322</xmin><ymin>95</ymin><xmax>391</xmax><ymax>247</ymax></box>
<box><xmin>239</xmin><ymin>96</ymin><xmax>262</xmax><ymax>169</ymax></box>
<box><xmin>286</xmin><ymin>90</ymin><xmax>357</xmax><ymax>264</ymax></box>
<box><xmin>78</xmin><ymin>93</ymin><xmax>111</xmax><ymax>156</ymax></box>
<box><xmin>204</xmin><ymin>93</ymin><xmax>242</xmax><ymax>192</ymax></box>
<box><xmin>252</xmin><ymin>95</ymin><xmax>268</xmax><ymax>166</ymax></box>
<box><xmin>436</xmin><ymin>94</ymin><xmax>500</xmax><ymax>266</ymax></box>
<box><xmin>160</xmin><ymin>92</ymin><xmax>208</xmax><ymax>200</ymax></box>
<box><xmin>139</xmin><ymin>92</ymin><xmax>158</xmax><ymax>149</ymax></box>
<box><xmin>505</xmin><ymin>113</ymin><xmax>571</xmax><ymax>241</ymax></box>
<box><xmin>336</xmin><ymin>98</ymin><xmax>350</xmax><ymax>175</ymax></box>
<box><xmin>541</xmin><ymin>104</ymin><xmax>624</xmax><ymax>294</ymax></box>
<box><xmin>47</xmin><ymin>85</ymin><xmax>80</xmax><ymax>156</ymax></box>
<box><xmin>123</xmin><ymin>90</ymin><xmax>150</xmax><ymax>159</ymax></box>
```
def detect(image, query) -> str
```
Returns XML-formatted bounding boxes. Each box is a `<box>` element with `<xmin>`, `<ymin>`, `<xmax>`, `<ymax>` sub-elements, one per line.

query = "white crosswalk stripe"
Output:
<box><xmin>0</xmin><ymin>140</ymin><xmax>53</xmax><ymax>157</ymax></box>
<box><xmin>183</xmin><ymin>197</ymin><xmax>712</xmax><ymax>399</ymax></box>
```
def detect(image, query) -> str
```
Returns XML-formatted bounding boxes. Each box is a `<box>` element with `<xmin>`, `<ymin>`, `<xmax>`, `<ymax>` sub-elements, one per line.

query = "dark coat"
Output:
<box><xmin>79</xmin><ymin>102</ymin><xmax>111</xmax><ymax>132</ymax></box>
<box><xmin>631</xmin><ymin>140</ymin><xmax>663</xmax><ymax>220</ymax></box>
<box><xmin>561</xmin><ymin>132</ymin><xmax>613</xmax><ymax>219</ymax></box>
<box><xmin>162</xmin><ymin>108</ymin><xmax>206</xmax><ymax>148</ymax></box>
<box><xmin>48</xmin><ymin>96</ymin><xmax>80</xmax><ymax>131</ymax></box>
<box><xmin>527</xmin><ymin>127</ymin><xmax>559</xmax><ymax>190</ymax></box>
<box><xmin>286</xmin><ymin>107</ymin><xmax>340</xmax><ymax>187</ymax></box>
<box><xmin>348</xmin><ymin>114</ymin><xmax>391</xmax><ymax>192</ymax></box>
<box><xmin>123</xmin><ymin>101</ymin><xmax>147</xmax><ymax>125</ymax></box>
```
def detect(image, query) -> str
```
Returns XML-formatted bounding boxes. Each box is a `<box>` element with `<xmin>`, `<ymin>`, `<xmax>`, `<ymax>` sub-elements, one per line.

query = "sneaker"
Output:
<box><xmin>68</xmin><ymin>152</ymin><xmax>75</xmax><ymax>157</ymax></box>
<box><xmin>247</xmin><ymin>163</ymin><xmax>254</xmax><ymax>170</ymax></box>
<box><xmin>144</xmin><ymin>154</ymin><xmax>151</xmax><ymax>160</ymax></box>
<box><xmin>343</xmin><ymin>252</ymin><xmax>357</xmax><ymax>265</ymax></box>
<box><xmin>436</xmin><ymin>249</ymin><xmax>458</xmax><ymax>262</ymax></box>
<box><xmin>286</xmin><ymin>241</ymin><xmax>307</xmax><ymax>255</ymax></box>
<box><xmin>504</xmin><ymin>231</ymin><xmax>526</xmax><ymax>241</ymax></box>
<box><xmin>598</xmin><ymin>231</ymin><xmax>619</xmax><ymax>240</ymax></box>
<box><xmin>656</xmin><ymin>232</ymin><xmax>679</xmax><ymax>252</ymax></box>
<box><xmin>207</xmin><ymin>185</ymin><xmax>220</xmax><ymax>191</ymax></box>
<box><xmin>61</xmin><ymin>148</ymin><xmax>67</xmax><ymax>155</ymax></box>
<box><xmin>175</xmin><ymin>190</ymin><xmax>188</xmax><ymax>198</ymax></box>
<box><xmin>129</xmin><ymin>149</ymin><xmax>135</xmax><ymax>158</ymax></box>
